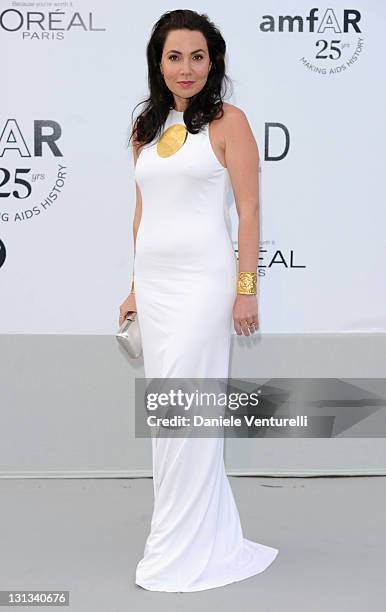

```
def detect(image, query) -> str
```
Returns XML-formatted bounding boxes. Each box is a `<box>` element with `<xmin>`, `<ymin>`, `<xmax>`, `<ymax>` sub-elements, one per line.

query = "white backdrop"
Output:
<box><xmin>1</xmin><ymin>0</ymin><xmax>385</xmax><ymax>334</ymax></box>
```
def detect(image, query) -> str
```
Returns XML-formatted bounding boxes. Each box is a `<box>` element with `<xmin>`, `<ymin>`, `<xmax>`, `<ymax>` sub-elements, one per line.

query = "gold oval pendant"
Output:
<box><xmin>157</xmin><ymin>123</ymin><xmax>188</xmax><ymax>158</ymax></box>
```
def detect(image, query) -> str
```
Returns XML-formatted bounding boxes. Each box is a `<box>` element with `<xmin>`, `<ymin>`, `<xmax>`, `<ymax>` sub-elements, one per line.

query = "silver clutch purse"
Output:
<box><xmin>115</xmin><ymin>311</ymin><xmax>142</xmax><ymax>358</ymax></box>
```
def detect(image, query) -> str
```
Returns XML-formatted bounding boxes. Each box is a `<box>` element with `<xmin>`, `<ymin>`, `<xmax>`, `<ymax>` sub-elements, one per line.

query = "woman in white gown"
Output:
<box><xmin>120</xmin><ymin>9</ymin><xmax>279</xmax><ymax>592</ymax></box>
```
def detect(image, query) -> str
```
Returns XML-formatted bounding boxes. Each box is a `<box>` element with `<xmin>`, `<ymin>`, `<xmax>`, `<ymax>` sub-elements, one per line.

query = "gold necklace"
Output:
<box><xmin>157</xmin><ymin>123</ymin><xmax>188</xmax><ymax>158</ymax></box>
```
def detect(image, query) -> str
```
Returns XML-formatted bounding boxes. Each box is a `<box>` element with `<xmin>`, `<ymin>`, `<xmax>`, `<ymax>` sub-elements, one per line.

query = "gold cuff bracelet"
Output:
<box><xmin>237</xmin><ymin>271</ymin><xmax>257</xmax><ymax>295</ymax></box>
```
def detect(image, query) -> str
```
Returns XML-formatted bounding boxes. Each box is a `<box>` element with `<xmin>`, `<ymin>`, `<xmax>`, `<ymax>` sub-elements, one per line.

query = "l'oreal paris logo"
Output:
<box><xmin>0</xmin><ymin>7</ymin><xmax>106</xmax><ymax>39</ymax></box>
<box><xmin>233</xmin><ymin>242</ymin><xmax>306</xmax><ymax>277</ymax></box>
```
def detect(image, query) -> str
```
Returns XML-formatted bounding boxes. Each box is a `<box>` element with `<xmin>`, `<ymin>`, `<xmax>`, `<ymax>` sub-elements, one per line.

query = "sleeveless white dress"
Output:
<box><xmin>133</xmin><ymin>107</ymin><xmax>279</xmax><ymax>592</ymax></box>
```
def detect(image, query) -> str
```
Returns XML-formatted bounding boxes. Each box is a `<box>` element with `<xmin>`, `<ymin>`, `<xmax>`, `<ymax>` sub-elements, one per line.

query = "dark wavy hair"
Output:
<box><xmin>127</xmin><ymin>9</ymin><xmax>233</xmax><ymax>149</ymax></box>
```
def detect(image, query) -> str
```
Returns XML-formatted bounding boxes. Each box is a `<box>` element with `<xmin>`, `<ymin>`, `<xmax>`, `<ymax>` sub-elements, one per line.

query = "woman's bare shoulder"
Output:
<box><xmin>221</xmin><ymin>102</ymin><xmax>246</xmax><ymax>118</ymax></box>
<box><xmin>221</xmin><ymin>103</ymin><xmax>254</xmax><ymax>143</ymax></box>
<box><xmin>211</xmin><ymin>103</ymin><xmax>246</xmax><ymax>132</ymax></box>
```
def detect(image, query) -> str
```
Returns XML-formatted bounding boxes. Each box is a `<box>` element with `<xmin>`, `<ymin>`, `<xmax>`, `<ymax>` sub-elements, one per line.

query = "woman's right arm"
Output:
<box><xmin>118</xmin><ymin>139</ymin><xmax>143</xmax><ymax>325</ymax></box>
<box><xmin>132</xmin><ymin>140</ymin><xmax>143</xmax><ymax>256</ymax></box>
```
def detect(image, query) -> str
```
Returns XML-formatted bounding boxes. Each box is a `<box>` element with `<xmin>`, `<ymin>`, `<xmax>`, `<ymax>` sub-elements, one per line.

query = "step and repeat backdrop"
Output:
<box><xmin>1</xmin><ymin>1</ymin><xmax>385</xmax><ymax>334</ymax></box>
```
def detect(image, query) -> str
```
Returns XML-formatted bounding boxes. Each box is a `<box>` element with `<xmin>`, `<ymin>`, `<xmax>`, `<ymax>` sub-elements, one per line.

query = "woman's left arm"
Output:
<box><xmin>224</xmin><ymin>107</ymin><xmax>260</xmax><ymax>336</ymax></box>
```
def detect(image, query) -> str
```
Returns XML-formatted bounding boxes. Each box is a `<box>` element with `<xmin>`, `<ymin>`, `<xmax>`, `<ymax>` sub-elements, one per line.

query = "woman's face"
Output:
<box><xmin>160</xmin><ymin>29</ymin><xmax>212</xmax><ymax>108</ymax></box>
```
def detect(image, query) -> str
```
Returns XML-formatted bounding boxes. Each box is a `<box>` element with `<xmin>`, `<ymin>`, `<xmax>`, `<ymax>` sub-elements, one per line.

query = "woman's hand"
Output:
<box><xmin>118</xmin><ymin>292</ymin><xmax>137</xmax><ymax>327</ymax></box>
<box><xmin>233</xmin><ymin>294</ymin><xmax>259</xmax><ymax>336</ymax></box>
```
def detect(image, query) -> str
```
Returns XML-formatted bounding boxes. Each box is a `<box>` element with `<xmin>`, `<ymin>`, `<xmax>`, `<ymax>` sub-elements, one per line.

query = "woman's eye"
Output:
<box><xmin>168</xmin><ymin>54</ymin><xmax>204</xmax><ymax>61</ymax></box>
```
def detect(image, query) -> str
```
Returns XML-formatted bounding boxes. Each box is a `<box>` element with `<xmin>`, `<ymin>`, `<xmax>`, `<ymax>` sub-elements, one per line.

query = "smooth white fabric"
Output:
<box><xmin>133</xmin><ymin>108</ymin><xmax>279</xmax><ymax>592</ymax></box>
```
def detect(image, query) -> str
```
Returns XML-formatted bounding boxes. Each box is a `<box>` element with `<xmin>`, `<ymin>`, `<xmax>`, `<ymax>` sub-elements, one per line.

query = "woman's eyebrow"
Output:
<box><xmin>167</xmin><ymin>48</ymin><xmax>207</xmax><ymax>54</ymax></box>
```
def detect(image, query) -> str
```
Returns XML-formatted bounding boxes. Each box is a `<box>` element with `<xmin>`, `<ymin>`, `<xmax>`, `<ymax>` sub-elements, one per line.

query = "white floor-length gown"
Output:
<box><xmin>133</xmin><ymin>107</ymin><xmax>279</xmax><ymax>592</ymax></box>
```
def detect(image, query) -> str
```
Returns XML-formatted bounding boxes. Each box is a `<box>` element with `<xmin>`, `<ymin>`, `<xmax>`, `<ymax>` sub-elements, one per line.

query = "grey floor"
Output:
<box><xmin>0</xmin><ymin>475</ymin><xmax>384</xmax><ymax>611</ymax></box>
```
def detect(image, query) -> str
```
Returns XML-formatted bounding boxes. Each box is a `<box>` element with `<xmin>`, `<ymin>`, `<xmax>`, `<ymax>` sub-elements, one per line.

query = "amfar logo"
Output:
<box><xmin>0</xmin><ymin>119</ymin><xmax>67</xmax><ymax>224</ymax></box>
<box><xmin>259</xmin><ymin>8</ymin><xmax>364</xmax><ymax>76</ymax></box>
<box><xmin>0</xmin><ymin>8</ymin><xmax>105</xmax><ymax>40</ymax></box>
